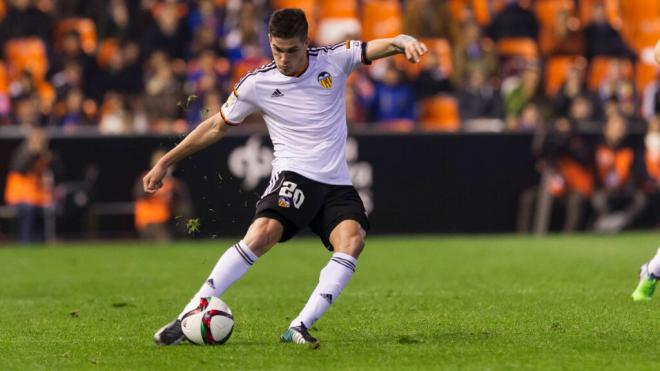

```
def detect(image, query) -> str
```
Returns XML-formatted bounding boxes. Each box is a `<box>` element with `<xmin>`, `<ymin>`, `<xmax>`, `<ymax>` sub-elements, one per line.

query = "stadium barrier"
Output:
<box><xmin>0</xmin><ymin>131</ymin><xmax>646</xmax><ymax>239</ymax></box>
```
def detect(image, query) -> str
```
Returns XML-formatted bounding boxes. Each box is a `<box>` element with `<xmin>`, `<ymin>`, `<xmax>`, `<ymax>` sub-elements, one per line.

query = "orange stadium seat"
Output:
<box><xmin>471</xmin><ymin>0</ymin><xmax>491</xmax><ymax>26</ymax></box>
<box><xmin>579</xmin><ymin>0</ymin><xmax>622</xmax><ymax>29</ymax></box>
<box><xmin>55</xmin><ymin>18</ymin><xmax>97</xmax><ymax>54</ymax></box>
<box><xmin>544</xmin><ymin>56</ymin><xmax>587</xmax><ymax>96</ymax></box>
<box><xmin>97</xmin><ymin>38</ymin><xmax>119</xmax><ymax>69</ymax></box>
<box><xmin>316</xmin><ymin>0</ymin><xmax>360</xmax><ymax>45</ymax></box>
<box><xmin>448</xmin><ymin>0</ymin><xmax>469</xmax><ymax>24</ymax></box>
<box><xmin>0</xmin><ymin>0</ymin><xmax>5</xmax><ymax>21</ymax></box>
<box><xmin>361</xmin><ymin>0</ymin><xmax>402</xmax><ymax>41</ymax></box>
<box><xmin>636</xmin><ymin>47</ymin><xmax>660</xmax><ymax>94</ymax></box>
<box><xmin>419</xmin><ymin>95</ymin><xmax>460</xmax><ymax>132</ymax></box>
<box><xmin>4</xmin><ymin>38</ymin><xmax>49</xmax><ymax>82</ymax></box>
<box><xmin>587</xmin><ymin>57</ymin><xmax>633</xmax><ymax>91</ymax></box>
<box><xmin>0</xmin><ymin>60</ymin><xmax>7</xmax><ymax>93</ymax></box>
<box><xmin>496</xmin><ymin>37</ymin><xmax>539</xmax><ymax>60</ymax></box>
<box><xmin>272</xmin><ymin>0</ymin><xmax>318</xmax><ymax>41</ymax></box>
<box><xmin>318</xmin><ymin>0</ymin><xmax>356</xmax><ymax>19</ymax></box>
<box><xmin>534</xmin><ymin>0</ymin><xmax>575</xmax><ymax>55</ymax></box>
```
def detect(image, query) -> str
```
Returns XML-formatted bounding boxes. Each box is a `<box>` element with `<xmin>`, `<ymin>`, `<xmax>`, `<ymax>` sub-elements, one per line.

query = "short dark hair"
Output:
<box><xmin>268</xmin><ymin>8</ymin><xmax>308</xmax><ymax>41</ymax></box>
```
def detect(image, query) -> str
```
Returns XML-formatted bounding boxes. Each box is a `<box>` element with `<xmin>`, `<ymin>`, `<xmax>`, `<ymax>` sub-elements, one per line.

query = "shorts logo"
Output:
<box><xmin>278</xmin><ymin>197</ymin><xmax>291</xmax><ymax>208</ymax></box>
<box><xmin>317</xmin><ymin>72</ymin><xmax>333</xmax><ymax>89</ymax></box>
<box><xmin>279</xmin><ymin>181</ymin><xmax>305</xmax><ymax>209</ymax></box>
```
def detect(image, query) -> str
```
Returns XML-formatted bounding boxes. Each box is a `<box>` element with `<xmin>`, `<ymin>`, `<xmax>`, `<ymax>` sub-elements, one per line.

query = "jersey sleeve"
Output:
<box><xmin>328</xmin><ymin>40</ymin><xmax>371</xmax><ymax>76</ymax></box>
<box><xmin>220</xmin><ymin>78</ymin><xmax>258</xmax><ymax>126</ymax></box>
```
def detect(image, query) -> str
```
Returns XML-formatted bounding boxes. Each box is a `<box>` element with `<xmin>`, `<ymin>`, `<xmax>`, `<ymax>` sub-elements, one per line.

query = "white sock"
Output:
<box><xmin>647</xmin><ymin>247</ymin><xmax>660</xmax><ymax>278</ymax></box>
<box><xmin>289</xmin><ymin>252</ymin><xmax>357</xmax><ymax>329</ymax></box>
<box><xmin>178</xmin><ymin>240</ymin><xmax>258</xmax><ymax>319</ymax></box>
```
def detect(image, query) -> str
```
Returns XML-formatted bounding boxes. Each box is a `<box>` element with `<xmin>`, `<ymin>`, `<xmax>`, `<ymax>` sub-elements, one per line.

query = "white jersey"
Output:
<box><xmin>220</xmin><ymin>40</ymin><xmax>369</xmax><ymax>186</ymax></box>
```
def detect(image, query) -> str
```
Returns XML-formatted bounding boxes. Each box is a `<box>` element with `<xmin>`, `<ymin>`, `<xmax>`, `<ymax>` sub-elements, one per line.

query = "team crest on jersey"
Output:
<box><xmin>278</xmin><ymin>196</ymin><xmax>291</xmax><ymax>208</ymax></box>
<box><xmin>317</xmin><ymin>72</ymin><xmax>333</xmax><ymax>89</ymax></box>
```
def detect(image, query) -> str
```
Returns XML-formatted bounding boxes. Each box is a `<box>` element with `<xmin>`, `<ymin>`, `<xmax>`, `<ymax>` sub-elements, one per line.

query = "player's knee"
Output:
<box><xmin>339</xmin><ymin>234</ymin><xmax>365</xmax><ymax>258</ymax></box>
<box><xmin>244</xmin><ymin>218</ymin><xmax>283</xmax><ymax>256</ymax></box>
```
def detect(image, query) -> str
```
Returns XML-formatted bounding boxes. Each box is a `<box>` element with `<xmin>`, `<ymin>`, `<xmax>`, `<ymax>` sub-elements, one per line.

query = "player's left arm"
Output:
<box><xmin>365</xmin><ymin>35</ymin><xmax>428</xmax><ymax>64</ymax></box>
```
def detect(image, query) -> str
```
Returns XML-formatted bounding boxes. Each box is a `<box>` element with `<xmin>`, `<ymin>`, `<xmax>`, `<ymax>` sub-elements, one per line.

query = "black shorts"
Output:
<box><xmin>254</xmin><ymin>171</ymin><xmax>370</xmax><ymax>250</ymax></box>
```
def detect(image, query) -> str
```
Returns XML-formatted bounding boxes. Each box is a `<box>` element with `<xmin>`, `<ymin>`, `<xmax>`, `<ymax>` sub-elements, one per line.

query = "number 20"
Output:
<box><xmin>280</xmin><ymin>181</ymin><xmax>305</xmax><ymax>209</ymax></box>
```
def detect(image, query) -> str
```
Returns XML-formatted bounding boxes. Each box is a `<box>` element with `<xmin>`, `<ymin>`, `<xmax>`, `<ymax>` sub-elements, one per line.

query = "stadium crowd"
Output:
<box><xmin>3</xmin><ymin>0</ymin><xmax>660</xmax><ymax>241</ymax></box>
<box><xmin>0</xmin><ymin>0</ymin><xmax>658</xmax><ymax>134</ymax></box>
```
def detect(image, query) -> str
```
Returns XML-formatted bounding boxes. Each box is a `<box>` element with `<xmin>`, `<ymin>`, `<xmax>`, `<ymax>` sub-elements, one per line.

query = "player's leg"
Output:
<box><xmin>282</xmin><ymin>220</ymin><xmax>366</xmax><ymax>347</ymax></box>
<box><xmin>632</xmin><ymin>246</ymin><xmax>660</xmax><ymax>302</ymax></box>
<box><xmin>154</xmin><ymin>217</ymin><xmax>283</xmax><ymax>345</ymax></box>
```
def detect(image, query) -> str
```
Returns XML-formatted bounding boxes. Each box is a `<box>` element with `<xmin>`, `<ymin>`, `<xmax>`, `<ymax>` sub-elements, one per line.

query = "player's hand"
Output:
<box><xmin>143</xmin><ymin>164</ymin><xmax>167</xmax><ymax>193</ymax></box>
<box><xmin>394</xmin><ymin>35</ymin><xmax>428</xmax><ymax>64</ymax></box>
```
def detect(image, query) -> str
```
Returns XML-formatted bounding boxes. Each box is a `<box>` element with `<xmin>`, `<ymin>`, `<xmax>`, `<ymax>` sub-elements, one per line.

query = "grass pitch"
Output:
<box><xmin>2</xmin><ymin>233</ymin><xmax>660</xmax><ymax>370</ymax></box>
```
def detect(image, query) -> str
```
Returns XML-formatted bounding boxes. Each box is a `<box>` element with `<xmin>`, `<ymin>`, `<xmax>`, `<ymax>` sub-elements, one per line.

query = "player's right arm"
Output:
<box><xmin>655</xmin><ymin>39</ymin><xmax>660</xmax><ymax>65</ymax></box>
<box><xmin>144</xmin><ymin>75</ymin><xmax>259</xmax><ymax>193</ymax></box>
<box><xmin>143</xmin><ymin>113</ymin><xmax>230</xmax><ymax>193</ymax></box>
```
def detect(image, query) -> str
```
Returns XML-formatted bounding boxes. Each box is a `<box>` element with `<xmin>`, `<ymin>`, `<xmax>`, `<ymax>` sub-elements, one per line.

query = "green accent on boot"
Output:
<box><xmin>632</xmin><ymin>276</ymin><xmax>657</xmax><ymax>302</ymax></box>
<box><xmin>279</xmin><ymin>328</ymin><xmax>294</xmax><ymax>343</ymax></box>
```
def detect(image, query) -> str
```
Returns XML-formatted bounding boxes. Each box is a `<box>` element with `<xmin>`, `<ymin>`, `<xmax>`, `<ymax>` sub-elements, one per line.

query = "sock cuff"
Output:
<box><xmin>330</xmin><ymin>252</ymin><xmax>357</xmax><ymax>272</ymax></box>
<box><xmin>234</xmin><ymin>240</ymin><xmax>258</xmax><ymax>265</ymax></box>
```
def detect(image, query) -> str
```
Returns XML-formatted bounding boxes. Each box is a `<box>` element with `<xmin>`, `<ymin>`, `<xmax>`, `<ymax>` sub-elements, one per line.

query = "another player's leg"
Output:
<box><xmin>632</xmin><ymin>247</ymin><xmax>660</xmax><ymax>302</ymax></box>
<box><xmin>154</xmin><ymin>218</ymin><xmax>283</xmax><ymax>345</ymax></box>
<box><xmin>281</xmin><ymin>220</ymin><xmax>366</xmax><ymax>348</ymax></box>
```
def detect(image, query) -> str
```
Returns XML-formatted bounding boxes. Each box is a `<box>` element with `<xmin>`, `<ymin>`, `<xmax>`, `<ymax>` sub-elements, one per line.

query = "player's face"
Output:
<box><xmin>269</xmin><ymin>35</ymin><xmax>309</xmax><ymax>76</ymax></box>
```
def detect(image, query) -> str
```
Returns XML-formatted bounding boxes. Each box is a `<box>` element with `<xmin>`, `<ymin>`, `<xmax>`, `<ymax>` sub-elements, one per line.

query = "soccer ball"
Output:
<box><xmin>181</xmin><ymin>297</ymin><xmax>234</xmax><ymax>345</ymax></box>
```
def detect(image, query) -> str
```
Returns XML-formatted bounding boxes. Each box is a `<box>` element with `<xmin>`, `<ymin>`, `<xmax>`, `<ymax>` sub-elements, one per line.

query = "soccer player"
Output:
<box><xmin>632</xmin><ymin>39</ymin><xmax>660</xmax><ymax>302</ymax></box>
<box><xmin>147</xmin><ymin>8</ymin><xmax>428</xmax><ymax>346</ymax></box>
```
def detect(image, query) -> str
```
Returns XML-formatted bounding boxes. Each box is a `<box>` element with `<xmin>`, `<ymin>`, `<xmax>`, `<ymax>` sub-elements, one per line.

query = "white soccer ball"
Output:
<box><xmin>181</xmin><ymin>297</ymin><xmax>234</xmax><ymax>345</ymax></box>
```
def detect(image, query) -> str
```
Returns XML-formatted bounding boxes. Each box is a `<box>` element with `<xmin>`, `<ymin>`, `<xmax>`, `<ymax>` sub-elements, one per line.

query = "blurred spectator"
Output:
<box><xmin>144</xmin><ymin>51</ymin><xmax>183</xmax><ymax>132</ymax></box>
<box><xmin>457</xmin><ymin>66</ymin><xmax>503</xmax><ymax>120</ymax></box>
<box><xmin>0</xmin><ymin>0</ymin><xmax>52</xmax><ymax>47</ymax></box>
<box><xmin>99</xmin><ymin>91</ymin><xmax>131</xmax><ymax>134</ymax></box>
<box><xmin>134</xmin><ymin>149</ymin><xmax>192</xmax><ymax>241</ymax></box>
<box><xmin>597</xmin><ymin>61</ymin><xmax>638</xmax><ymax>120</ymax></box>
<box><xmin>517</xmin><ymin>102</ymin><xmax>543</xmax><ymax>132</ymax></box>
<box><xmin>185</xmin><ymin>50</ymin><xmax>227</xmax><ymax>98</ymax></box>
<box><xmin>583</xmin><ymin>2</ymin><xmax>633</xmax><ymax>61</ymax></box>
<box><xmin>547</xmin><ymin>6</ymin><xmax>584</xmax><ymax>56</ymax></box>
<box><xmin>403</xmin><ymin>0</ymin><xmax>459</xmax><ymax>43</ymax></box>
<box><xmin>223</xmin><ymin>1</ymin><xmax>268</xmax><ymax>63</ymax></box>
<box><xmin>48</xmin><ymin>30</ymin><xmax>95</xmax><ymax>95</ymax></box>
<box><xmin>452</xmin><ymin>21</ymin><xmax>497</xmax><ymax>87</ymax></box>
<box><xmin>50</xmin><ymin>61</ymin><xmax>84</xmax><ymax>99</ymax></box>
<box><xmin>188</xmin><ymin>0</ymin><xmax>224</xmax><ymax>39</ymax></box>
<box><xmin>97</xmin><ymin>0</ymin><xmax>135</xmax><ymax>40</ymax></box>
<box><xmin>346</xmin><ymin>71</ymin><xmax>374</xmax><ymax>126</ymax></box>
<box><xmin>140</xmin><ymin>2</ymin><xmax>188</xmax><ymax>59</ymax></box>
<box><xmin>568</xmin><ymin>94</ymin><xmax>597</xmax><ymax>131</ymax></box>
<box><xmin>186</xmin><ymin>88</ymin><xmax>223</xmax><ymax>126</ymax></box>
<box><xmin>554</xmin><ymin>63</ymin><xmax>589</xmax><ymax>117</ymax></box>
<box><xmin>640</xmin><ymin>117</ymin><xmax>660</xmax><ymax>222</ymax></box>
<box><xmin>592</xmin><ymin>114</ymin><xmax>646</xmax><ymax>232</ymax></box>
<box><xmin>3</xmin><ymin>127</ymin><xmax>62</xmax><ymax>244</ymax></box>
<box><xmin>9</xmin><ymin>71</ymin><xmax>37</xmax><ymax>101</ymax></box>
<box><xmin>11</xmin><ymin>94</ymin><xmax>43</xmax><ymax>128</ymax></box>
<box><xmin>89</xmin><ymin>45</ymin><xmax>129</xmax><ymax>101</ymax></box>
<box><xmin>367</xmin><ymin>62</ymin><xmax>416</xmax><ymax>130</ymax></box>
<box><xmin>412</xmin><ymin>48</ymin><xmax>453</xmax><ymax>99</ymax></box>
<box><xmin>642</xmin><ymin>72</ymin><xmax>660</xmax><ymax>122</ymax></box>
<box><xmin>52</xmin><ymin>88</ymin><xmax>91</xmax><ymax>130</ymax></box>
<box><xmin>502</xmin><ymin>63</ymin><xmax>543</xmax><ymax>130</ymax></box>
<box><xmin>517</xmin><ymin>118</ymin><xmax>593</xmax><ymax>233</ymax></box>
<box><xmin>486</xmin><ymin>0</ymin><xmax>539</xmax><ymax>42</ymax></box>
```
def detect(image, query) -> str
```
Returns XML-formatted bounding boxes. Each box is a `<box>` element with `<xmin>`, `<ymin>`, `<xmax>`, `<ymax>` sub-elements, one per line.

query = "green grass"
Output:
<box><xmin>2</xmin><ymin>233</ymin><xmax>660</xmax><ymax>370</ymax></box>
